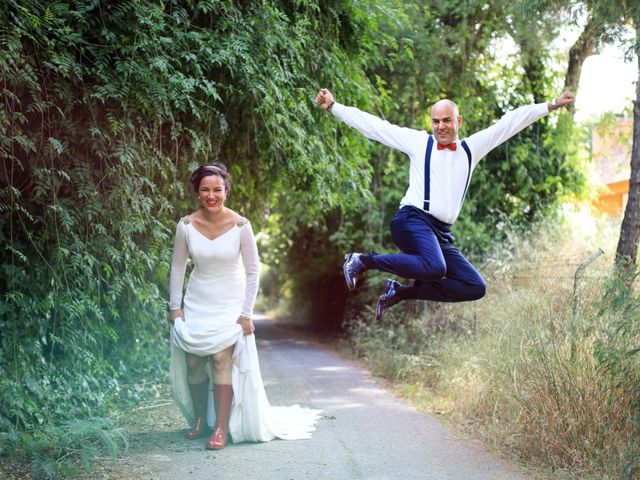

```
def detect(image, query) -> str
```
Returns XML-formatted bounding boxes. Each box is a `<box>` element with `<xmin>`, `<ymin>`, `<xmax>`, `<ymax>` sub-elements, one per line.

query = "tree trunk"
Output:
<box><xmin>614</xmin><ymin>24</ymin><xmax>640</xmax><ymax>280</ymax></box>
<box><xmin>511</xmin><ymin>17</ymin><xmax>548</xmax><ymax>104</ymax></box>
<box><xmin>556</xmin><ymin>14</ymin><xmax>600</xmax><ymax>142</ymax></box>
<box><xmin>563</xmin><ymin>15</ymin><xmax>598</xmax><ymax>95</ymax></box>
<box><xmin>519</xmin><ymin>36</ymin><xmax>547</xmax><ymax>104</ymax></box>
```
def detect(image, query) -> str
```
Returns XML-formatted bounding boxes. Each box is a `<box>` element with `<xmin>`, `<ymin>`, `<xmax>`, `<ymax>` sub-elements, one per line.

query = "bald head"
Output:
<box><xmin>431</xmin><ymin>99</ymin><xmax>462</xmax><ymax>146</ymax></box>
<box><xmin>432</xmin><ymin>99</ymin><xmax>459</xmax><ymax>117</ymax></box>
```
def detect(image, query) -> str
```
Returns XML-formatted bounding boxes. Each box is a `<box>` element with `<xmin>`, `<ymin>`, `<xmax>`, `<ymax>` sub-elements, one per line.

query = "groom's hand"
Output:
<box><xmin>557</xmin><ymin>91</ymin><xmax>576</xmax><ymax>108</ymax></box>
<box><xmin>315</xmin><ymin>88</ymin><xmax>335</xmax><ymax>110</ymax></box>
<box><xmin>548</xmin><ymin>91</ymin><xmax>576</xmax><ymax>112</ymax></box>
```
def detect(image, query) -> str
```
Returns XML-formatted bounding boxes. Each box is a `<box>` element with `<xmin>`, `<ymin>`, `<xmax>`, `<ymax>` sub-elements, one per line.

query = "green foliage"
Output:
<box><xmin>371</xmin><ymin>0</ymin><xmax>585</xmax><ymax>254</ymax></box>
<box><xmin>595</xmin><ymin>274</ymin><xmax>640</xmax><ymax>479</ymax></box>
<box><xmin>269</xmin><ymin>0</ymin><xmax>587</xmax><ymax>330</ymax></box>
<box><xmin>0</xmin><ymin>0</ymin><xmax>406</xmax><ymax>468</ymax></box>
<box><xmin>0</xmin><ymin>0</ymin><xmax>595</xmax><ymax>473</ymax></box>
<box><xmin>0</xmin><ymin>417</ymin><xmax>127</xmax><ymax>479</ymax></box>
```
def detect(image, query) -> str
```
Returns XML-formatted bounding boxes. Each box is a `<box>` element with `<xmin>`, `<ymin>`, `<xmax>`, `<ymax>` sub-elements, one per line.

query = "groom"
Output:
<box><xmin>315</xmin><ymin>88</ymin><xmax>575</xmax><ymax>320</ymax></box>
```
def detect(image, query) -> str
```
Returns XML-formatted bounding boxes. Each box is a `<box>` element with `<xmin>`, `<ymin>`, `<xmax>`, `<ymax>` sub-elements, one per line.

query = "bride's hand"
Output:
<box><xmin>237</xmin><ymin>316</ymin><xmax>255</xmax><ymax>335</ymax></box>
<box><xmin>170</xmin><ymin>309</ymin><xmax>184</xmax><ymax>323</ymax></box>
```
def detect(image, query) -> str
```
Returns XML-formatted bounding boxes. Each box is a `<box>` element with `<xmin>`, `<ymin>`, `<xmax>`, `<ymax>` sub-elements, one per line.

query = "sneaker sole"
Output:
<box><xmin>375</xmin><ymin>279</ymin><xmax>394</xmax><ymax>321</ymax></box>
<box><xmin>343</xmin><ymin>253</ymin><xmax>356</xmax><ymax>291</ymax></box>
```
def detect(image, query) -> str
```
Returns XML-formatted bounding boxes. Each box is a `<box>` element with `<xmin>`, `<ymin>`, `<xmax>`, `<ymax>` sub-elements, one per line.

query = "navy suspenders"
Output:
<box><xmin>423</xmin><ymin>136</ymin><xmax>472</xmax><ymax>213</ymax></box>
<box><xmin>423</xmin><ymin>136</ymin><xmax>435</xmax><ymax>211</ymax></box>
<box><xmin>460</xmin><ymin>140</ymin><xmax>472</xmax><ymax>204</ymax></box>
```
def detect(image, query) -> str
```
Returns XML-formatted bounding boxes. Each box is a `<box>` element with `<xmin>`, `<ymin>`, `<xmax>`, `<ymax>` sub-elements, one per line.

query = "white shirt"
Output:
<box><xmin>331</xmin><ymin>102</ymin><xmax>549</xmax><ymax>225</ymax></box>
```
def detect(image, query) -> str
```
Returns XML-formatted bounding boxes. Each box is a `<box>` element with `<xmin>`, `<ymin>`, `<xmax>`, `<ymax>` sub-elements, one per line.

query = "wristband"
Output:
<box><xmin>327</xmin><ymin>101</ymin><xmax>335</xmax><ymax>112</ymax></box>
<box><xmin>551</xmin><ymin>98</ymin><xmax>558</xmax><ymax>110</ymax></box>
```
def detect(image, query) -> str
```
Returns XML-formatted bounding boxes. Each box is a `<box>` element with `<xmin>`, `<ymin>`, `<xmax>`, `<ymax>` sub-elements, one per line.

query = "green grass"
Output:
<box><xmin>343</xmin><ymin>208</ymin><xmax>640</xmax><ymax>479</ymax></box>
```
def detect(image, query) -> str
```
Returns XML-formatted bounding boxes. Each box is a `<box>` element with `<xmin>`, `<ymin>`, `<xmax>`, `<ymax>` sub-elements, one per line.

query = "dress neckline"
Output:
<box><xmin>188</xmin><ymin>222</ymin><xmax>238</xmax><ymax>242</ymax></box>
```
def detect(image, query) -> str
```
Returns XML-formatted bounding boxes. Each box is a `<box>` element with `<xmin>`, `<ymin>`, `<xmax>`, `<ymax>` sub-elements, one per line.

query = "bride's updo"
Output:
<box><xmin>189</xmin><ymin>163</ymin><xmax>232</xmax><ymax>194</ymax></box>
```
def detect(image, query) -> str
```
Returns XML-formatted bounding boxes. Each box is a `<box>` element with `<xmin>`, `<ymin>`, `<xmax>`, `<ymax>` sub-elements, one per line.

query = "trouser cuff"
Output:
<box><xmin>359</xmin><ymin>253</ymin><xmax>375</xmax><ymax>269</ymax></box>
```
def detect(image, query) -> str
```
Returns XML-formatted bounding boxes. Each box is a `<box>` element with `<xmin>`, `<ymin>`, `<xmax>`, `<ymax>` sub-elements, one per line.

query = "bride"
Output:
<box><xmin>168</xmin><ymin>164</ymin><xmax>321</xmax><ymax>450</ymax></box>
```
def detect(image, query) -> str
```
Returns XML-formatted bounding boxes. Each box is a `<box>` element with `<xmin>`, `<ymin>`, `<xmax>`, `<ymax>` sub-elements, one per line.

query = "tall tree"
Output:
<box><xmin>564</xmin><ymin>14</ymin><xmax>601</xmax><ymax>96</ymax></box>
<box><xmin>528</xmin><ymin>0</ymin><xmax>640</xmax><ymax>280</ymax></box>
<box><xmin>615</xmin><ymin>19</ymin><xmax>640</xmax><ymax>278</ymax></box>
<box><xmin>366</xmin><ymin>0</ymin><xmax>584</xmax><ymax>254</ymax></box>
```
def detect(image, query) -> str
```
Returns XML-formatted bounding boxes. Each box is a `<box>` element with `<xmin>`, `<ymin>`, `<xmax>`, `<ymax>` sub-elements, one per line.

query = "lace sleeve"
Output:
<box><xmin>238</xmin><ymin>219</ymin><xmax>260</xmax><ymax>317</ymax></box>
<box><xmin>169</xmin><ymin>219</ymin><xmax>189</xmax><ymax>310</ymax></box>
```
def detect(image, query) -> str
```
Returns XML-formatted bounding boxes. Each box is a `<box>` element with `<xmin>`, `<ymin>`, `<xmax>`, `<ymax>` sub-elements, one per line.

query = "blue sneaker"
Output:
<box><xmin>343</xmin><ymin>253</ymin><xmax>366</xmax><ymax>291</ymax></box>
<box><xmin>375</xmin><ymin>279</ymin><xmax>402</xmax><ymax>321</ymax></box>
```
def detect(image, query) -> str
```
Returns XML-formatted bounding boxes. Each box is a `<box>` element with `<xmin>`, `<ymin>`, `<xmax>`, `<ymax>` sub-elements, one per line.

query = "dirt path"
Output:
<box><xmin>92</xmin><ymin>317</ymin><xmax>527</xmax><ymax>480</ymax></box>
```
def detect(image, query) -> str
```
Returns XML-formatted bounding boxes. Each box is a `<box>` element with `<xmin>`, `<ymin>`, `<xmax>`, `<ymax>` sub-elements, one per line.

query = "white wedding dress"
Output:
<box><xmin>169</xmin><ymin>216</ymin><xmax>321</xmax><ymax>442</ymax></box>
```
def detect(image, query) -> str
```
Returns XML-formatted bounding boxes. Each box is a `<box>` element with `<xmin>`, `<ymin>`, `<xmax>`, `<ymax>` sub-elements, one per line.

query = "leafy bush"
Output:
<box><xmin>1</xmin><ymin>417</ymin><xmax>127</xmax><ymax>479</ymax></box>
<box><xmin>0</xmin><ymin>0</ymin><xmax>402</xmax><ymax>471</ymax></box>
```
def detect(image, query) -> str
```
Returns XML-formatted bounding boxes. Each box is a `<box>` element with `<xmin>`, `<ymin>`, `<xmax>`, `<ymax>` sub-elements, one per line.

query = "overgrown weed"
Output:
<box><xmin>0</xmin><ymin>418</ymin><xmax>127</xmax><ymax>480</ymax></box>
<box><xmin>344</xmin><ymin>211</ymin><xmax>639</xmax><ymax>479</ymax></box>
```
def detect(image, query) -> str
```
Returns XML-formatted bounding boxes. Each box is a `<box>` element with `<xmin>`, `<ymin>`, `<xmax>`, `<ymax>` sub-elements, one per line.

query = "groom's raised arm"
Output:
<box><xmin>315</xmin><ymin>88</ymin><xmax>425</xmax><ymax>157</ymax></box>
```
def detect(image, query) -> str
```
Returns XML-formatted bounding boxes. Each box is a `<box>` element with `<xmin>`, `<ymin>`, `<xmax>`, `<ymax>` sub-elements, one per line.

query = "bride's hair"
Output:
<box><xmin>189</xmin><ymin>163</ymin><xmax>232</xmax><ymax>194</ymax></box>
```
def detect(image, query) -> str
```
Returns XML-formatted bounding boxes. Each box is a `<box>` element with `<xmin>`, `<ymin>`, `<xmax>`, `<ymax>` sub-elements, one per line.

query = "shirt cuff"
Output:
<box><xmin>536</xmin><ymin>102</ymin><xmax>551</xmax><ymax>116</ymax></box>
<box><xmin>330</xmin><ymin>102</ymin><xmax>345</xmax><ymax>118</ymax></box>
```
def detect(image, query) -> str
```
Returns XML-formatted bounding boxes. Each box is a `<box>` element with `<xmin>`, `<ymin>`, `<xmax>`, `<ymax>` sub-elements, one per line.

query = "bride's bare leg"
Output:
<box><xmin>210</xmin><ymin>346</ymin><xmax>233</xmax><ymax>384</ymax></box>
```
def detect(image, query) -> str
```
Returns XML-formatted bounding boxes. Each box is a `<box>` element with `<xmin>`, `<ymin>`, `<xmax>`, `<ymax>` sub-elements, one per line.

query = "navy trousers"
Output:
<box><xmin>362</xmin><ymin>206</ymin><xmax>486</xmax><ymax>302</ymax></box>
